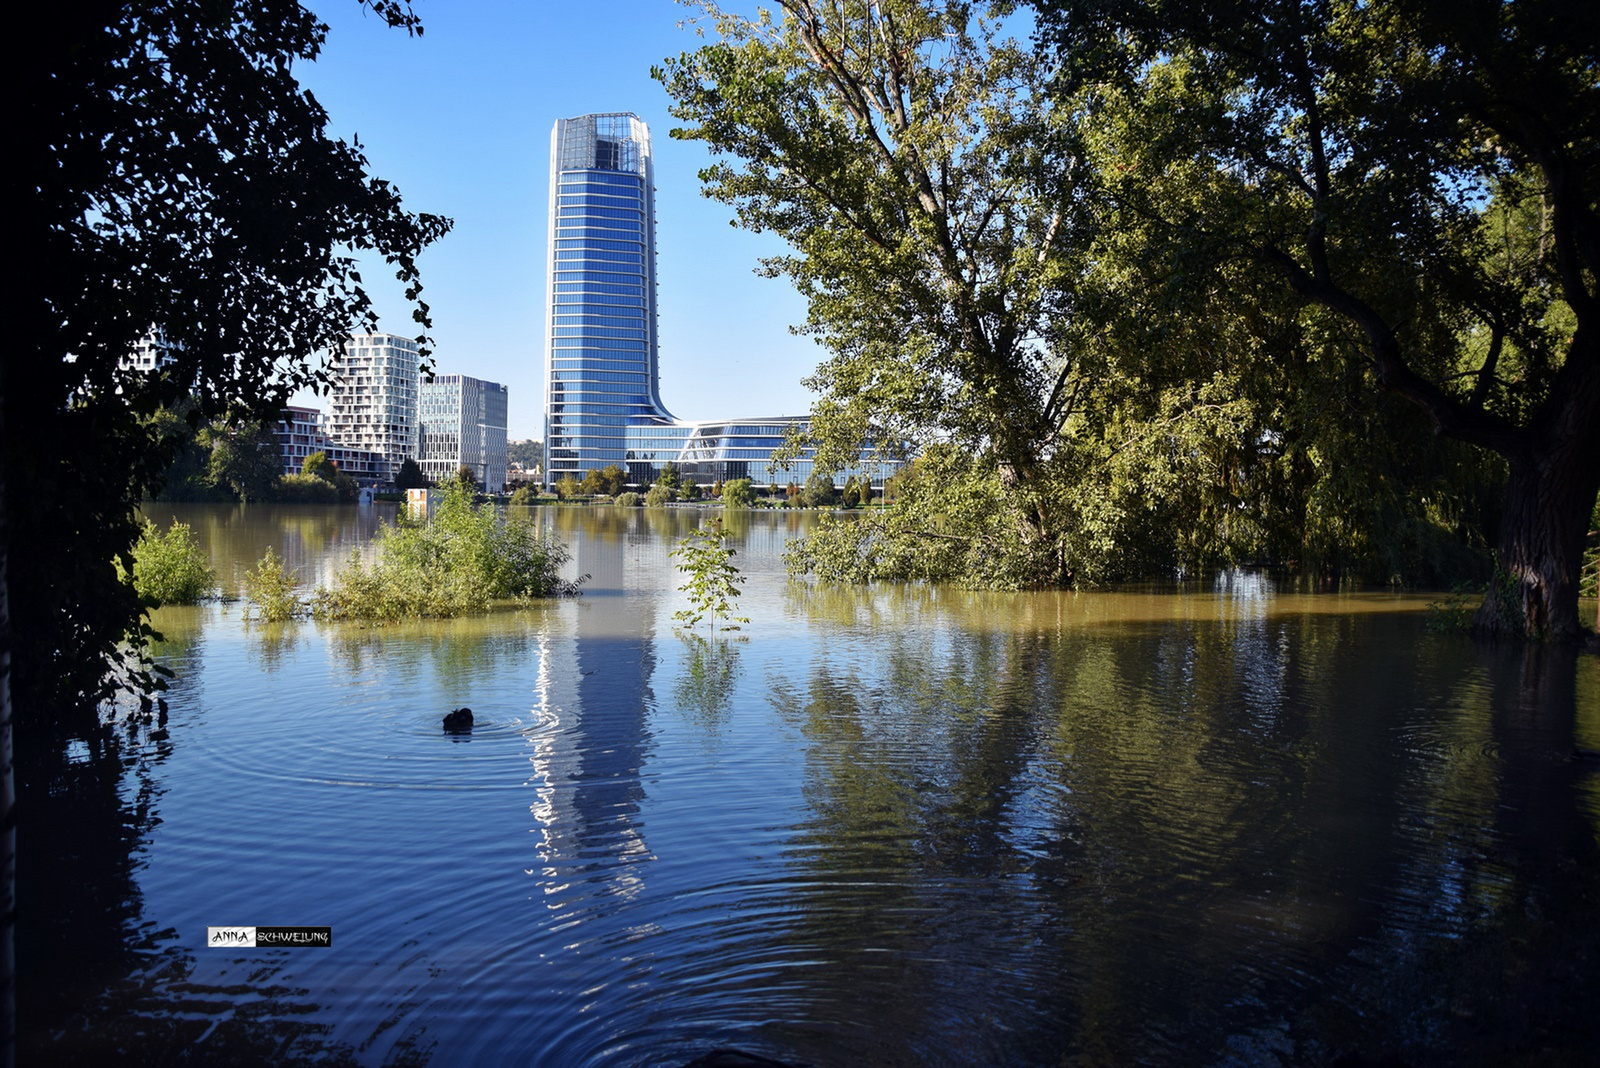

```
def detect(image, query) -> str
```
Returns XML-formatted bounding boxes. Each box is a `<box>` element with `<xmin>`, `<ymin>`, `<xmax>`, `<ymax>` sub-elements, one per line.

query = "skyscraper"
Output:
<box><xmin>543</xmin><ymin>114</ymin><xmax>899</xmax><ymax>491</ymax></box>
<box><xmin>543</xmin><ymin>113</ymin><xmax>672</xmax><ymax>486</ymax></box>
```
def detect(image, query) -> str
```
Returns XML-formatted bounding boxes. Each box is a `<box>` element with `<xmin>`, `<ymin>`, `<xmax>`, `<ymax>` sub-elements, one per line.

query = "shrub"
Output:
<box><xmin>275</xmin><ymin>472</ymin><xmax>339</xmax><ymax>503</ymax></box>
<box><xmin>129</xmin><ymin>520</ymin><xmax>215</xmax><ymax>605</ymax></box>
<box><xmin>555</xmin><ymin>475</ymin><xmax>582</xmax><ymax>500</ymax></box>
<box><xmin>645</xmin><ymin>483</ymin><xmax>675</xmax><ymax>508</ymax></box>
<box><xmin>616</xmin><ymin>492</ymin><xmax>641</xmax><ymax>507</ymax></box>
<box><xmin>310</xmin><ymin>480</ymin><xmax>580</xmax><ymax>621</ymax></box>
<box><xmin>721</xmin><ymin>478</ymin><xmax>754</xmax><ymax>508</ymax></box>
<box><xmin>242</xmin><ymin>546</ymin><xmax>304</xmax><ymax>621</ymax></box>
<box><xmin>509</xmin><ymin>485</ymin><xmax>537</xmax><ymax>507</ymax></box>
<box><xmin>671</xmin><ymin>518</ymin><xmax>748</xmax><ymax>634</ymax></box>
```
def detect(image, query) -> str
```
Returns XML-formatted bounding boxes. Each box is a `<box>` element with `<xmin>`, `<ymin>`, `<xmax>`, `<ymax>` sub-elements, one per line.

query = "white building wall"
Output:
<box><xmin>326</xmin><ymin>333</ymin><xmax>420</xmax><ymax>481</ymax></box>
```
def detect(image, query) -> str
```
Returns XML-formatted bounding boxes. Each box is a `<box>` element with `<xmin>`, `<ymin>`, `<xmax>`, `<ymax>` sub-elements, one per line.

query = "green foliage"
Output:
<box><xmin>509</xmin><ymin>485</ymin><xmax>537</xmax><ymax>507</ymax></box>
<box><xmin>721</xmin><ymin>478</ymin><xmax>754</xmax><ymax>508</ymax></box>
<box><xmin>1583</xmin><ymin>499</ymin><xmax>1599</xmax><ymax>604</ymax></box>
<box><xmin>129</xmin><ymin>521</ymin><xmax>214</xmax><ymax>605</ymax></box>
<box><xmin>242</xmin><ymin>546</ymin><xmax>304</xmax><ymax>622</ymax></box>
<box><xmin>645</xmin><ymin>483</ymin><xmax>676</xmax><ymax>508</ymax></box>
<box><xmin>615</xmin><ymin>492</ymin><xmax>641</xmax><ymax>508</ymax></box>
<box><xmin>507</xmin><ymin>439</ymin><xmax>543</xmax><ymax>470</ymax></box>
<box><xmin>455</xmin><ymin>465</ymin><xmax>479</xmax><ymax>490</ymax></box>
<box><xmin>393</xmin><ymin>457</ymin><xmax>430</xmax><ymax>492</ymax></box>
<box><xmin>1424</xmin><ymin>583</ymin><xmax>1482</xmax><ymax>635</ymax></box>
<box><xmin>555</xmin><ymin>475</ymin><xmax>583</xmax><ymax>500</ymax></box>
<box><xmin>656</xmin><ymin>463</ymin><xmax>680</xmax><ymax>491</ymax></box>
<box><xmin>310</xmin><ymin>480</ymin><xmax>580</xmax><ymax>621</ymax></box>
<box><xmin>274</xmin><ymin>473</ymin><xmax>340</xmax><ymax>503</ymax></box>
<box><xmin>786</xmin><ymin>445</ymin><xmax>1071</xmax><ymax>589</ymax></box>
<box><xmin>581</xmin><ymin>464</ymin><xmax>629</xmax><ymax>496</ymax></box>
<box><xmin>801</xmin><ymin>473</ymin><xmax>838</xmax><ymax>509</ymax></box>
<box><xmin>206</xmin><ymin>420</ymin><xmax>282</xmax><ymax>502</ymax></box>
<box><xmin>671</xmin><ymin>518</ymin><xmax>749</xmax><ymax>634</ymax></box>
<box><xmin>302</xmin><ymin>451</ymin><xmax>336</xmax><ymax>481</ymax></box>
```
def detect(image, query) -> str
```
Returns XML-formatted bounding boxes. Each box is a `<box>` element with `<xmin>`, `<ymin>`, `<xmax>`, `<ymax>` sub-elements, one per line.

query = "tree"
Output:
<box><xmin>507</xmin><ymin>439</ymin><xmax>544</xmax><ymax>472</ymax></box>
<box><xmin>722</xmin><ymin>477</ymin><xmax>755</xmax><ymax>508</ymax></box>
<box><xmin>206</xmin><ymin>421</ymin><xmax>282</xmax><ymax>502</ymax></box>
<box><xmin>801</xmin><ymin>473</ymin><xmax>838</xmax><ymax>508</ymax></box>
<box><xmin>671</xmin><ymin>518</ymin><xmax>750</xmax><ymax>634</ymax></box>
<box><xmin>454</xmin><ymin>465</ymin><xmax>479</xmax><ymax>491</ymax></box>
<box><xmin>4</xmin><ymin>0</ymin><xmax>448</xmax><ymax>1041</ymax></box>
<box><xmin>657</xmin><ymin>2</ymin><xmax>1093</xmax><ymax>582</ymax></box>
<box><xmin>302</xmin><ymin>451</ymin><xmax>337</xmax><ymax>483</ymax></box>
<box><xmin>393</xmin><ymin>457</ymin><xmax>429</xmax><ymax>492</ymax></box>
<box><xmin>1033</xmin><ymin>0</ymin><xmax>1600</xmax><ymax>640</ymax></box>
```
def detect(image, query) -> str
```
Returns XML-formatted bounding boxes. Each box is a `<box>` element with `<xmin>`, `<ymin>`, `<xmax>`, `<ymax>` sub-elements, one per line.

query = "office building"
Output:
<box><xmin>326</xmin><ymin>332</ymin><xmax>420</xmax><ymax>481</ymax></box>
<box><xmin>544</xmin><ymin>113</ymin><xmax>897</xmax><ymax>491</ymax></box>
<box><xmin>419</xmin><ymin>374</ymin><xmax>510</xmax><ymax>491</ymax></box>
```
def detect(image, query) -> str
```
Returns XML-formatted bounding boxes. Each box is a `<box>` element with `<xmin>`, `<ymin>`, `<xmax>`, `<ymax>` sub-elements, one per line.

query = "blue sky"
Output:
<box><xmin>292</xmin><ymin>0</ymin><xmax>821</xmax><ymax>440</ymax></box>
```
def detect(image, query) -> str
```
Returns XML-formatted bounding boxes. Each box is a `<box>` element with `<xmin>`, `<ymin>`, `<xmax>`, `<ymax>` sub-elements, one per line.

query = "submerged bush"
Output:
<box><xmin>615</xmin><ymin>492</ymin><xmax>641</xmax><ymax>508</ymax></box>
<box><xmin>130</xmin><ymin>520</ymin><xmax>214</xmax><ymax>605</ymax></box>
<box><xmin>275</xmin><ymin>472</ymin><xmax>339</xmax><ymax>503</ymax></box>
<box><xmin>242</xmin><ymin>546</ymin><xmax>305</xmax><ymax>622</ymax></box>
<box><xmin>645</xmin><ymin>483</ymin><xmax>675</xmax><ymax>508</ymax></box>
<box><xmin>310</xmin><ymin>479</ymin><xmax>580</xmax><ymax>621</ymax></box>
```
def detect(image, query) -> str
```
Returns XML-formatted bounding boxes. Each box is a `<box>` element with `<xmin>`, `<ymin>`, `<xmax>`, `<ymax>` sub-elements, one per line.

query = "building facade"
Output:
<box><xmin>272</xmin><ymin>406</ymin><xmax>388</xmax><ymax>483</ymax></box>
<box><xmin>419</xmin><ymin>374</ymin><xmax>510</xmax><ymax>491</ymax></box>
<box><xmin>542</xmin><ymin>113</ymin><xmax>896</xmax><ymax>490</ymax></box>
<box><xmin>325</xmin><ymin>332</ymin><xmax>420</xmax><ymax>482</ymax></box>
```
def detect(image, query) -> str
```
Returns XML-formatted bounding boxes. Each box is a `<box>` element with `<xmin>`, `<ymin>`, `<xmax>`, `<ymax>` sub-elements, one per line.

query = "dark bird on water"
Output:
<box><xmin>443</xmin><ymin>707</ymin><xmax>474</xmax><ymax>733</ymax></box>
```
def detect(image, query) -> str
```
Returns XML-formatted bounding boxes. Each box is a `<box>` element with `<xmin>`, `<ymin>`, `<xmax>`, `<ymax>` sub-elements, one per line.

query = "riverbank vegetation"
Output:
<box><xmin>241</xmin><ymin>480</ymin><xmax>581</xmax><ymax>622</ymax></box>
<box><xmin>658</xmin><ymin>0</ymin><xmax>1599</xmax><ymax>639</ymax></box>
<box><xmin>126</xmin><ymin>521</ymin><xmax>215</xmax><ymax>606</ymax></box>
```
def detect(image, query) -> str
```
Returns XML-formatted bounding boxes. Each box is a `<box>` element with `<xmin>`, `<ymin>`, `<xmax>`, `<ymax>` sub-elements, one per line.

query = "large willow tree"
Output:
<box><xmin>658</xmin><ymin>0</ymin><xmax>1503</xmax><ymax>592</ymax></box>
<box><xmin>659</xmin><ymin>1</ymin><xmax>1111</xmax><ymax>587</ymax></box>
<box><xmin>1035</xmin><ymin>0</ymin><xmax>1600</xmax><ymax>641</ymax></box>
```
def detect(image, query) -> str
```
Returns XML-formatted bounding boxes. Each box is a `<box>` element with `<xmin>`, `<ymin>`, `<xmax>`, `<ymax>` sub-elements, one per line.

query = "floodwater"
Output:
<box><xmin>21</xmin><ymin>504</ymin><xmax>1600</xmax><ymax>1066</ymax></box>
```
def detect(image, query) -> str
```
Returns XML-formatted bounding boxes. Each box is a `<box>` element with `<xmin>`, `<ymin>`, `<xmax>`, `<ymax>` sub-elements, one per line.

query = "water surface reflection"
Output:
<box><xmin>21</xmin><ymin>506</ymin><xmax>1600</xmax><ymax>1066</ymax></box>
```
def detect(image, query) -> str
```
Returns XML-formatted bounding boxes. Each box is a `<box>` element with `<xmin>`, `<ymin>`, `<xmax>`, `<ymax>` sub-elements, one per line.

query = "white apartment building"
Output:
<box><xmin>325</xmin><ymin>333</ymin><xmax>420</xmax><ymax>482</ymax></box>
<box><xmin>418</xmin><ymin>374</ymin><xmax>510</xmax><ymax>492</ymax></box>
<box><xmin>272</xmin><ymin>406</ymin><xmax>388</xmax><ymax>483</ymax></box>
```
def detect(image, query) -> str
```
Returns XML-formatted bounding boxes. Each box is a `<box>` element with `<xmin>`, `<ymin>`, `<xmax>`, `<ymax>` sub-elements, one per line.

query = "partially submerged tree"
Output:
<box><xmin>657</xmin><ymin>1</ymin><xmax>1094</xmax><ymax>582</ymax></box>
<box><xmin>1033</xmin><ymin>0</ymin><xmax>1600</xmax><ymax>640</ymax></box>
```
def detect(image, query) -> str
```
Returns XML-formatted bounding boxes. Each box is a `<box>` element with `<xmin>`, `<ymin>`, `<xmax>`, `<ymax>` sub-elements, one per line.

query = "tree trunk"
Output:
<box><xmin>1474</xmin><ymin>435</ymin><xmax>1600</xmax><ymax>643</ymax></box>
<box><xmin>1</xmin><ymin>354</ymin><xmax>14</xmax><ymax>1068</ymax></box>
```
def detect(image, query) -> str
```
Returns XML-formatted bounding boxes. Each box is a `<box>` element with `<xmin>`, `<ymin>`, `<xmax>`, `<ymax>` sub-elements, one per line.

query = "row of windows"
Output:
<box><xmin>549</xmin><ymin>403</ymin><xmax>654</xmax><ymax>416</ymax></box>
<box><xmin>554</xmin><ymin>238</ymin><xmax>643</xmax><ymax>253</ymax></box>
<box><xmin>557</xmin><ymin>205</ymin><xmax>641</xmax><ymax>221</ymax></box>
<box><xmin>557</xmin><ymin>192</ymin><xmax>642</xmax><ymax>209</ymax></box>
<box><xmin>559</xmin><ymin>173</ymin><xmax>640</xmax><ymax>190</ymax></box>
<box><xmin>555</xmin><ymin>222</ymin><xmax>644</xmax><ymax>240</ymax></box>
<box><xmin>552</xmin><ymin>285</ymin><xmax>645</xmax><ymax>302</ymax></box>
<box><xmin>551</xmin><ymin>326</ymin><xmax>648</xmax><ymax>340</ymax></box>
<box><xmin>552</xmin><ymin>388</ymin><xmax>649</xmax><ymax>402</ymax></box>
<box><xmin>550</xmin><ymin>338</ymin><xmax>647</xmax><ymax>351</ymax></box>
<box><xmin>551</xmin><ymin>314</ymin><xmax>644</xmax><ymax>328</ymax></box>
<box><xmin>553</xmin><ymin>273</ymin><xmax>646</xmax><ymax>289</ymax></box>
<box><xmin>554</xmin><ymin>249</ymin><xmax>645</xmax><ymax>266</ymax></box>
<box><xmin>550</xmin><ymin>370</ymin><xmax>647</xmax><ymax>384</ymax></box>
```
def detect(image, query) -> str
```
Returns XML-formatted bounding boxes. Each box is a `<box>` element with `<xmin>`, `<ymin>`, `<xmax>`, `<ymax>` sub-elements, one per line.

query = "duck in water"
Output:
<box><xmin>442</xmin><ymin>707</ymin><xmax>474</xmax><ymax>733</ymax></box>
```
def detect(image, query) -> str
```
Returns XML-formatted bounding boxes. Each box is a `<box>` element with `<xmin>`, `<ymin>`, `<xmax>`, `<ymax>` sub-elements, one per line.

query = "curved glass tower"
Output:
<box><xmin>543</xmin><ymin>113</ymin><xmax>899</xmax><ymax>492</ymax></box>
<box><xmin>543</xmin><ymin>114</ymin><xmax>674</xmax><ymax>486</ymax></box>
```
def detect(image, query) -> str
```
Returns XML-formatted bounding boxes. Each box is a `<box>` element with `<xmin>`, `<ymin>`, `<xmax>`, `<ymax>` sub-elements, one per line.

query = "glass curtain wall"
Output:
<box><xmin>543</xmin><ymin>113</ymin><xmax>674</xmax><ymax>488</ymax></box>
